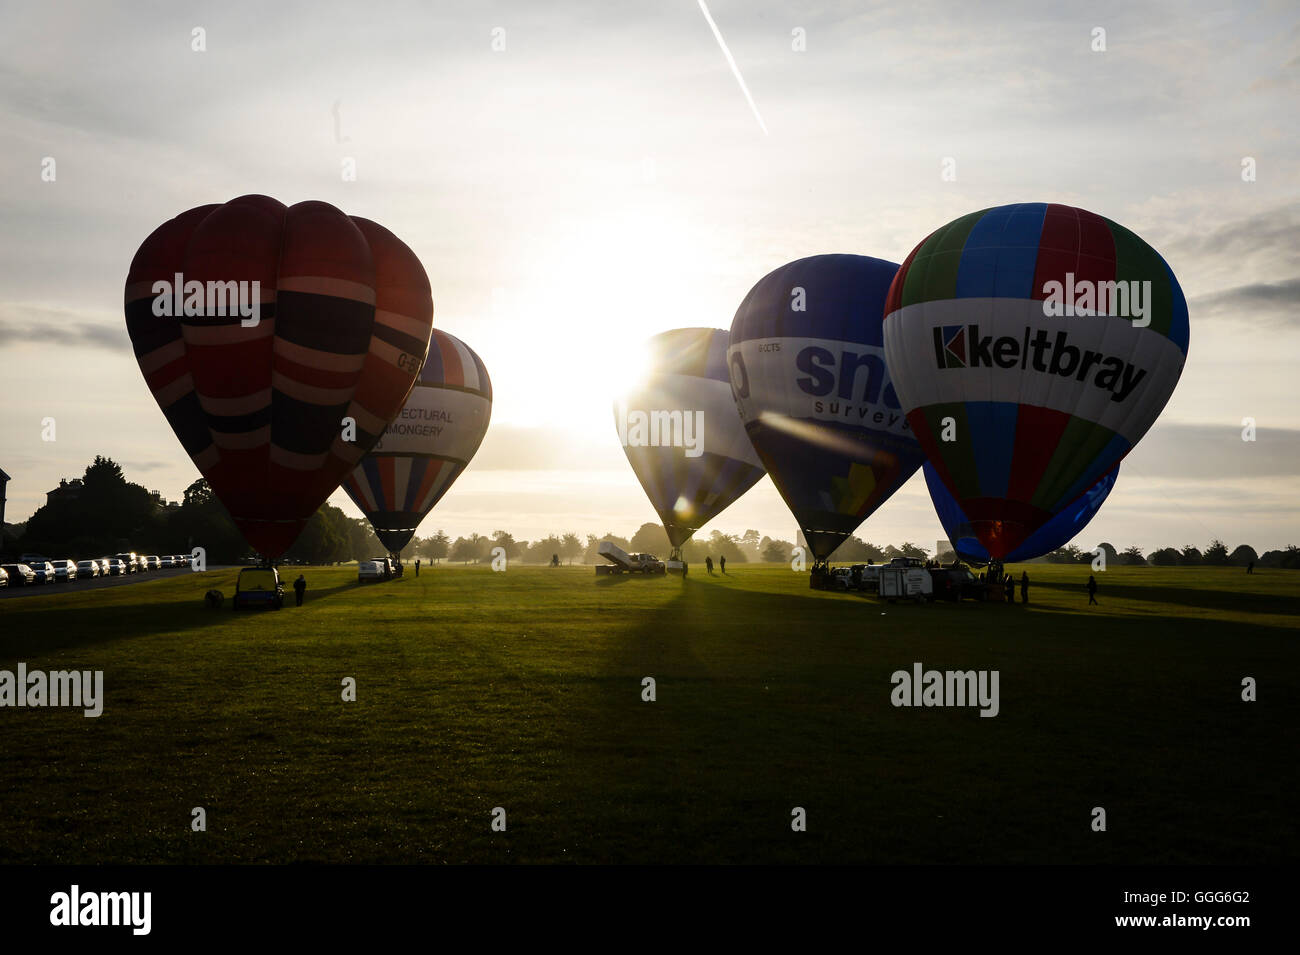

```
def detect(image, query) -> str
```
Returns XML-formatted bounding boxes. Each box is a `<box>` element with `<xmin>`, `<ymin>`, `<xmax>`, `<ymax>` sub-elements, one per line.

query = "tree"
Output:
<box><xmin>1180</xmin><ymin>545</ymin><xmax>1203</xmax><ymax>566</ymax></box>
<box><xmin>1046</xmin><ymin>545</ymin><xmax>1083</xmax><ymax>564</ymax></box>
<box><xmin>762</xmin><ymin>539</ymin><xmax>791</xmax><ymax>563</ymax></box>
<box><xmin>1119</xmin><ymin>545</ymin><xmax>1146</xmax><ymax>566</ymax></box>
<box><xmin>450</xmin><ymin>537</ymin><xmax>478</xmax><ymax>563</ymax></box>
<box><xmin>427</xmin><ymin>530</ymin><xmax>450</xmax><ymax>563</ymax></box>
<box><xmin>898</xmin><ymin>542</ymin><xmax>929</xmax><ymax>560</ymax></box>
<box><xmin>560</xmin><ymin>533</ymin><xmax>582</xmax><ymax>565</ymax></box>
<box><xmin>1203</xmin><ymin>539</ymin><xmax>1229</xmax><ymax>565</ymax></box>
<box><xmin>707</xmin><ymin>530</ymin><xmax>747</xmax><ymax>563</ymax></box>
<box><xmin>1229</xmin><ymin>544</ymin><xmax>1258</xmax><ymax>566</ymax></box>
<box><xmin>491</xmin><ymin>530</ymin><xmax>522</xmax><ymax>560</ymax></box>
<box><xmin>1149</xmin><ymin>547</ymin><xmax>1181</xmax><ymax>566</ymax></box>
<box><xmin>629</xmin><ymin>522</ymin><xmax>670</xmax><ymax>555</ymax></box>
<box><xmin>584</xmin><ymin>533</ymin><xmax>630</xmax><ymax>562</ymax></box>
<box><xmin>739</xmin><ymin>529</ymin><xmax>761</xmax><ymax>560</ymax></box>
<box><xmin>1095</xmin><ymin>542</ymin><xmax>1119</xmax><ymax>565</ymax></box>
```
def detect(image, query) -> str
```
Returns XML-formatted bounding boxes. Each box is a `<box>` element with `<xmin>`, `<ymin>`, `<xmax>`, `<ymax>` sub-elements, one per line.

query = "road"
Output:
<box><xmin>0</xmin><ymin>565</ymin><xmax>235</xmax><ymax>600</ymax></box>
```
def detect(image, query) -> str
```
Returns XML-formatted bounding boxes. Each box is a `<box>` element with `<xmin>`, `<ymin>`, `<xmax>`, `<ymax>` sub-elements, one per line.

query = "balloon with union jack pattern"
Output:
<box><xmin>342</xmin><ymin>330</ymin><xmax>492</xmax><ymax>553</ymax></box>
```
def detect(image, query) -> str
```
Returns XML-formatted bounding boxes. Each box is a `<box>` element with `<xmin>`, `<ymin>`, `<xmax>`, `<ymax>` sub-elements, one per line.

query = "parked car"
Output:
<box><xmin>850</xmin><ymin>564</ymin><xmax>882</xmax><ymax>593</ymax></box>
<box><xmin>0</xmin><ymin>567</ymin><xmax>7</xmax><ymax>588</ymax></box>
<box><xmin>114</xmin><ymin>553</ymin><xmax>140</xmax><ymax>574</ymax></box>
<box><xmin>175</xmin><ymin>554</ymin><xmax>192</xmax><ymax>567</ymax></box>
<box><xmin>49</xmin><ymin>559</ymin><xmax>78</xmax><ymax>582</ymax></box>
<box><xmin>358</xmin><ymin>558</ymin><xmax>392</xmax><ymax>582</ymax></box>
<box><xmin>27</xmin><ymin>561</ymin><xmax>57</xmax><ymax>585</ymax></box>
<box><xmin>232</xmin><ymin>566</ymin><xmax>284</xmax><ymax>610</ymax></box>
<box><xmin>19</xmin><ymin>553</ymin><xmax>47</xmax><ymax>568</ymax></box>
<box><xmin>76</xmin><ymin>559</ymin><xmax>101</xmax><ymax>578</ymax></box>
<box><xmin>105</xmin><ymin>558</ymin><xmax>126</xmax><ymax>576</ymax></box>
<box><xmin>828</xmin><ymin>567</ymin><xmax>854</xmax><ymax>591</ymax></box>
<box><xmin>143</xmin><ymin>555</ymin><xmax>160</xmax><ymax>570</ymax></box>
<box><xmin>97</xmin><ymin>558</ymin><xmax>112</xmax><ymax>575</ymax></box>
<box><xmin>1</xmin><ymin>563</ymin><xmax>36</xmax><ymax>586</ymax></box>
<box><xmin>930</xmin><ymin>565</ymin><xmax>985</xmax><ymax>601</ymax></box>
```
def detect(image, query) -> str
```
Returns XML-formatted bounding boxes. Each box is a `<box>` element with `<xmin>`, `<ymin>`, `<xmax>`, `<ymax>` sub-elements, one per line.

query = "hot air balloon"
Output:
<box><xmin>123</xmin><ymin>195</ymin><xmax>434</xmax><ymax>561</ymax></box>
<box><xmin>926</xmin><ymin>461</ymin><xmax>1119</xmax><ymax>563</ymax></box>
<box><xmin>883</xmin><ymin>202</ymin><xmax>1188</xmax><ymax>562</ymax></box>
<box><xmin>728</xmin><ymin>254</ymin><xmax>926</xmax><ymax>569</ymax></box>
<box><xmin>615</xmin><ymin>328</ymin><xmax>766</xmax><ymax>564</ymax></box>
<box><xmin>342</xmin><ymin>330</ymin><xmax>492</xmax><ymax>555</ymax></box>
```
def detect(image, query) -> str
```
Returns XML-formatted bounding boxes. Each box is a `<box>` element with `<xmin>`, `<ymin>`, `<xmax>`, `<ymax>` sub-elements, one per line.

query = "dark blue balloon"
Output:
<box><xmin>926</xmin><ymin>461</ymin><xmax>1119</xmax><ymax>563</ymax></box>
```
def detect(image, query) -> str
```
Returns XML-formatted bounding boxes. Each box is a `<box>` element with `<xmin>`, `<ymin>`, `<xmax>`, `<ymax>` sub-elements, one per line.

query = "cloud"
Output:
<box><xmin>1189</xmin><ymin>277</ymin><xmax>1300</xmax><ymax>325</ymax></box>
<box><xmin>0</xmin><ymin>303</ymin><xmax>127</xmax><ymax>350</ymax></box>
<box><xmin>1122</xmin><ymin>420</ymin><xmax>1300</xmax><ymax>480</ymax></box>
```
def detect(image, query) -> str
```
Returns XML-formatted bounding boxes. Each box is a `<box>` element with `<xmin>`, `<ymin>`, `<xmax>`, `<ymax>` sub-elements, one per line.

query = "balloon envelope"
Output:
<box><xmin>615</xmin><ymin>328</ymin><xmax>766</xmax><ymax>549</ymax></box>
<box><xmin>926</xmin><ymin>461</ymin><xmax>1119</xmax><ymax>563</ymax></box>
<box><xmin>883</xmin><ymin>203</ymin><xmax>1188</xmax><ymax>559</ymax></box>
<box><xmin>728</xmin><ymin>254</ymin><xmax>926</xmax><ymax>561</ymax></box>
<box><xmin>343</xmin><ymin>330</ymin><xmax>492</xmax><ymax>553</ymax></box>
<box><xmin>124</xmin><ymin>195</ymin><xmax>433</xmax><ymax>559</ymax></box>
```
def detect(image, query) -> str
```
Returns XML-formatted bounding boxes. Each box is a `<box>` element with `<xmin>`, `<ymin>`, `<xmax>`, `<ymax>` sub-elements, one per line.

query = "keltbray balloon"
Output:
<box><xmin>926</xmin><ymin>460</ymin><xmax>1119</xmax><ymax>563</ymax></box>
<box><xmin>123</xmin><ymin>195</ymin><xmax>434</xmax><ymax>560</ymax></box>
<box><xmin>884</xmin><ymin>202</ymin><xmax>1188</xmax><ymax>560</ymax></box>
<box><xmin>728</xmin><ymin>254</ymin><xmax>925</xmax><ymax>562</ymax></box>
<box><xmin>343</xmin><ymin>330</ymin><xmax>492</xmax><ymax>553</ymax></box>
<box><xmin>615</xmin><ymin>328</ymin><xmax>766</xmax><ymax>557</ymax></box>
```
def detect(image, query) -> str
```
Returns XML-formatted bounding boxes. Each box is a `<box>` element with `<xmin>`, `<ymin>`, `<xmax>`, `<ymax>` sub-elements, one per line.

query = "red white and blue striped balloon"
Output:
<box><xmin>342</xmin><ymin>330</ymin><xmax>492</xmax><ymax>553</ymax></box>
<box><xmin>124</xmin><ymin>195</ymin><xmax>434</xmax><ymax>560</ymax></box>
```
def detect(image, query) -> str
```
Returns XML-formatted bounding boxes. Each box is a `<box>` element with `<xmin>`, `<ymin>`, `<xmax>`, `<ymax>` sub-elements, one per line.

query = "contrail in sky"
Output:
<box><xmin>696</xmin><ymin>0</ymin><xmax>768</xmax><ymax>135</ymax></box>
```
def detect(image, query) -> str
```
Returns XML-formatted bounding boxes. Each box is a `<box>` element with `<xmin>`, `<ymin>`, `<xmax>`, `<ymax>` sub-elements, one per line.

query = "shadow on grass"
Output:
<box><xmin>0</xmin><ymin>577</ymin><xmax>365</xmax><ymax>658</ymax></box>
<box><xmin>1035</xmin><ymin>579</ymin><xmax>1300</xmax><ymax>617</ymax></box>
<box><xmin>528</xmin><ymin>578</ymin><xmax>1299</xmax><ymax>864</ymax></box>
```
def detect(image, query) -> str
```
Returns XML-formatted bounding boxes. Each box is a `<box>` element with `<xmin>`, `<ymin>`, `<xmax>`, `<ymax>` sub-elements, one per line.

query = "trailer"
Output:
<box><xmin>595</xmin><ymin>541</ymin><xmax>666</xmax><ymax>576</ymax></box>
<box><xmin>878</xmin><ymin>564</ymin><xmax>934</xmax><ymax>602</ymax></box>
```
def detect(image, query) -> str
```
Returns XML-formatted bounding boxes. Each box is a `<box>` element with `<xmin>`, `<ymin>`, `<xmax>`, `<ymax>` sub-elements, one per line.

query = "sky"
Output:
<box><xmin>1</xmin><ymin>0</ymin><xmax>1297</xmax><ymax>554</ymax></box>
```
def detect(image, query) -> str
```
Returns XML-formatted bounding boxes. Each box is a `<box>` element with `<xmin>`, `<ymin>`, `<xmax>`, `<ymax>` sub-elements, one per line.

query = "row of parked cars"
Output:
<box><xmin>0</xmin><ymin>552</ymin><xmax>193</xmax><ymax>587</ymax></box>
<box><xmin>358</xmin><ymin>557</ymin><xmax>402</xmax><ymax>582</ymax></box>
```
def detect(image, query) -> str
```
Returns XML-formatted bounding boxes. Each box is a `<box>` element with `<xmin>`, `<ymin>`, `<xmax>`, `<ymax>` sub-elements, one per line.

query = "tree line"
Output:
<box><xmin>3</xmin><ymin>456</ymin><xmax>382</xmax><ymax>564</ymax></box>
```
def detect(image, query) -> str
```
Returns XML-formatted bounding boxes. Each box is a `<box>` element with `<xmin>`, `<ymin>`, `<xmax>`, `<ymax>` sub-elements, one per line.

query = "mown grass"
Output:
<box><xmin>1</xmin><ymin>562</ymin><xmax>1296</xmax><ymax>864</ymax></box>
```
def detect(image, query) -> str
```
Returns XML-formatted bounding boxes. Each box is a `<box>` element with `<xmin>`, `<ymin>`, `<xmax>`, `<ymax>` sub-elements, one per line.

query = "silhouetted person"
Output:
<box><xmin>720</xmin><ymin>555</ymin><xmax>726</xmax><ymax>574</ymax></box>
<box><xmin>705</xmin><ymin>556</ymin><xmax>714</xmax><ymax>574</ymax></box>
<box><xmin>1087</xmin><ymin>575</ymin><xmax>1098</xmax><ymax>605</ymax></box>
<box><xmin>551</xmin><ymin>553</ymin><xmax>560</xmax><ymax>567</ymax></box>
<box><xmin>1020</xmin><ymin>571</ymin><xmax>1029</xmax><ymax>604</ymax></box>
<box><xmin>294</xmin><ymin>574</ymin><xmax>306</xmax><ymax>606</ymax></box>
<box><xmin>415</xmin><ymin>559</ymin><xmax>421</xmax><ymax>577</ymax></box>
<box><xmin>1246</xmin><ymin>560</ymin><xmax>1254</xmax><ymax>574</ymax></box>
<box><xmin>681</xmin><ymin>559</ymin><xmax>688</xmax><ymax>578</ymax></box>
<box><xmin>1003</xmin><ymin>574</ymin><xmax>1014</xmax><ymax>602</ymax></box>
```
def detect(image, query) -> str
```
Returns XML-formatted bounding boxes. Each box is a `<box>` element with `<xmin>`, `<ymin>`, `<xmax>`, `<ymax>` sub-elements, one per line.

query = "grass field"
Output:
<box><xmin>1</xmin><ymin>562</ymin><xmax>1296</xmax><ymax>864</ymax></box>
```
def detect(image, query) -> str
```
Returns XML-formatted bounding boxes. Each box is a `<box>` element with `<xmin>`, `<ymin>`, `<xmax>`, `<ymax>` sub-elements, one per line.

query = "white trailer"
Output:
<box><xmin>596</xmin><ymin>541</ymin><xmax>666</xmax><ymax>575</ymax></box>
<box><xmin>879</xmin><ymin>565</ymin><xmax>934</xmax><ymax>602</ymax></box>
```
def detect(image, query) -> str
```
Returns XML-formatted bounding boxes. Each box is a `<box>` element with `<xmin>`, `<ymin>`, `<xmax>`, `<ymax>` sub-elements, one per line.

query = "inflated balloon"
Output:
<box><xmin>615</xmin><ymin>328</ymin><xmax>766</xmax><ymax>557</ymax></box>
<box><xmin>728</xmin><ymin>255</ymin><xmax>926</xmax><ymax>562</ymax></box>
<box><xmin>883</xmin><ymin>202</ymin><xmax>1188</xmax><ymax>559</ymax></box>
<box><xmin>124</xmin><ymin>195</ymin><xmax>434</xmax><ymax>560</ymax></box>
<box><xmin>343</xmin><ymin>330</ymin><xmax>492</xmax><ymax>553</ymax></box>
<box><xmin>926</xmin><ymin>461</ymin><xmax>1119</xmax><ymax>563</ymax></box>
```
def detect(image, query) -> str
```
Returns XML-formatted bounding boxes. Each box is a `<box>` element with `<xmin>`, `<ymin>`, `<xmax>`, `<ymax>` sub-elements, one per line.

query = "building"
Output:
<box><xmin>46</xmin><ymin>478</ymin><xmax>83</xmax><ymax>506</ymax></box>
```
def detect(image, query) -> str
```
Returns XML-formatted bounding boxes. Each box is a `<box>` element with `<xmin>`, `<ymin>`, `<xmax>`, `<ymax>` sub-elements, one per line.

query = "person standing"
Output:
<box><xmin>415</xmin><ymin>558</ymin><xmax>421</xmax><ymax>577</ymax></box>
<box><xmin>294</xmin><ymin>574</ymin><xmax>306</xmax><ymax>606</ymax></box>
<box><xmin>1020</xmin><ymin>571</ymin><xmax>1029</xmax><ymax>604</ymax></box>
<box><xmin>1246</xmin><ymin>560</ymin><xmax>1254</xmax><ymax>575</ymax></box>
<box><xmin>705</xmin><ymin>556</ymin><xmax>714</xmax><ymax>574</ymax></box>
<box><xmin>682</xmin><ymin>559</ymin><xmax>688</xmax><ymax>578</ymax></box>
<box><xmin>1003</xmin><ymin>574</ymin><xmax>1014</xmax><ymax>603</ymax></box>
<box><xmin>1086</xmin><ymin>575</ymin><xmax>1098</xmax><ymax>605</ymax></box>
<box><xmin>720</xmin><ymin>555</ymin><xmax>726</xmax><ymax>574</ymax></box>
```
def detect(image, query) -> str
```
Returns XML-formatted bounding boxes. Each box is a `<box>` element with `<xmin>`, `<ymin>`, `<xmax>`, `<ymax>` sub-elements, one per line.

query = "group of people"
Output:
<box><xmin>999</xmin><ymin>571</ymin><xmax>1030</xmax><ymax>604</ymax></box>
<box><xmin>704</xmin><ymin>555</ymin><xmax>726</xmax><ymax>575</ymax></box>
